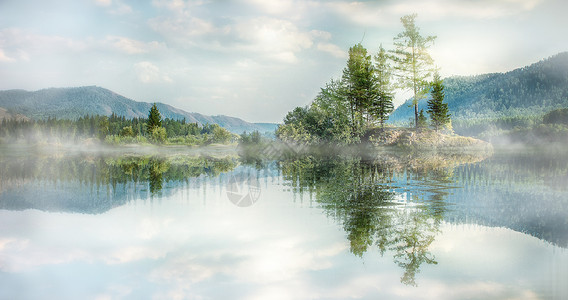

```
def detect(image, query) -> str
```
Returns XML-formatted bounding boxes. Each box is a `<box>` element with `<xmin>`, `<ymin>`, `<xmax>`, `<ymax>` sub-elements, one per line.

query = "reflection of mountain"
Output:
<box><xmin>389</xmin><ymin>52</ymin><xmax>568</xmax><ymax>122</ymax></box>
<box><xmin>446</xmin><ymin>150</ymin><xmax>568</xmax><ymax>248</ymax></box>
<box><xmin>0</xmin><ymin>153</ymin><xmax>239</xmax><ymax>214</ymax></box>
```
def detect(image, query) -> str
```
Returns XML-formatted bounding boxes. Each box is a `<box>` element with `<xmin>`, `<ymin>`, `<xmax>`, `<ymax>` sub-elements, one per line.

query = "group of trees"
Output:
<box><xmin>277</xmin><ymin>14</ymin><xmax>451</xmax><ymax>145</ymax></box>
<box><xmin>0</xmin><ymin>103</ymin><xmax>235</xmax><ymax>145</ymax></box>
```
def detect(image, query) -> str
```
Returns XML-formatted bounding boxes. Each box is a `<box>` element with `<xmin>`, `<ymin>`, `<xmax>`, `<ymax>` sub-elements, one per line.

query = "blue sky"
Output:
<box><xmin>1</xmin><ymin>0</ymin><xmax>567</xmax><ymax>122</ymax></box>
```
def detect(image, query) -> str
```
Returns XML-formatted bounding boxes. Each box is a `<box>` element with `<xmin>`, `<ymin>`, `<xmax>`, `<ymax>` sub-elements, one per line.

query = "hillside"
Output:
<box><xmin>0</xmin><ymin>107</ymin><xmax>29</xmax><ymax>122</ymax></box>
<box><xmin>389</xmin><ymin>52</ymin><xmax>568</xmax><ymax>123</ymax></box>
<box><xmin>0</xmin><ymin>86</ymin><xmax>277</xmax><ymax>134</ymax></box>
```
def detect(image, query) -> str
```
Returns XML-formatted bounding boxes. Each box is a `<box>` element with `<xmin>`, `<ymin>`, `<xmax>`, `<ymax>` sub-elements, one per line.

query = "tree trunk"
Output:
<box><xmin>414</xmin><ymin>103</ymin><xmax>418</xmax><ymax>129</ymax></box>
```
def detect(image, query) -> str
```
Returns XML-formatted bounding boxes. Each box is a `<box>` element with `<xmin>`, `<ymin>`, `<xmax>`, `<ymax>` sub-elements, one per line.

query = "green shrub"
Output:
<box><xmin>151</xmin><ymin>127</ymin><xmax>167</xmax><ymax>144</ymax></box>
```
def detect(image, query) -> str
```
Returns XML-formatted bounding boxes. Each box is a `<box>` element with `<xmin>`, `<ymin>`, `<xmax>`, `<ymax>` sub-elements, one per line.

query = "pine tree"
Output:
<box><xmin>147</xmin><ymin>103</ymin><xmax>162</xmax><ymax>135</ymax></box>
<box><xmin>417</xmin><ymin>109</ymin><xmax>428</xmax><ymax>128</ymax></box>
<box><xmin>390</xmin><ymin>14</ymin><xmax>436</xmax><ymax>129</ymax></box>
<box><xmin>427</xmin><ymin>72</ymin><xmax>451</xmax><ymax>131</ymax></box>
<box><xmin>372</xmin><ymin>45</ymin><xmax>394</xmax><ymax>127</ymax></box>
<box><xmin>342</xmin><ymin>43</ymin><xmax>376</xmax><ymax>134</ymax></box>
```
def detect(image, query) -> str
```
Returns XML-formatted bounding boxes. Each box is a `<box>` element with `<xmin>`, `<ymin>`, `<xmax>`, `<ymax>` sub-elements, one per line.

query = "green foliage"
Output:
<box><xmin>276</xmin><ymin>109</ymin><xmax>318</xmax><ymax>145</ymax></box>
<box><xmin>239</xmin><ymin>130</ymin><xmax>262</xmax><ymax>145</ymax></box>
<box><xmin>276</xmin><ymin>78</ymin><xmax>363</xmax><ymax>145</ymax></box>
<box><xmin>146</xmin><ymin>103</ymin><xmax>162</xmax><ymax>135</ymax></box>
<box><xmin>150</xmin><ymin>127</ymin><xmax>167</xmax><ymax>144</ymax></box>
<box><xmin>417</xmin><ymin>109</ymin><xmax>428</xmax><ymax>129</ymax></box>
<box><xmin>343</xmin><ymin>43</ymin><xmax>377</xmax><ymax>131</ymax></box>
<box><xmin>427</xmin><ymin>72</ymin><xmax>451</xmax><ymax>131</ymax></box>
<box><xmin>120</xmin><ymin>126</ymin><xmax>135</xmax><ymax>137</ymax></box>
<box><xmin>373</xmin><ymin>45</ymin><xmax>395</xmax><ymax>127</ymax></box>
<box><xmin>390</xmin><ymin>14</ymin><xmax>436</xmax><ymax>128</ymax></box>
<box><xmin>0</xmin><ymin>113</ymin><xmax>234</xmax><ymax>146</ymax></box>
<box><xmin>211</xmin><ymin>125</ymin><xmax>233</xmax><ymax>144</ymax></box>
<box><xmin>278</xmin><ymin>42</ymin><xmax>400</xmax><ymax>145</ymax></box>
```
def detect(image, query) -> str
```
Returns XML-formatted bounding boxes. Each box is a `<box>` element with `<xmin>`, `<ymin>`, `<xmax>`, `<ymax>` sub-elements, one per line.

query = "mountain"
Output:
<box><xmin>0</xmin><ymin>86</ymin><xmax>277</xmax><ymax>134</ymax></box>
<box><xmin>389</xmin><ymin>52</ymin><xmax>568</xmax><ymax>123</ymax></box>
<box><xmin>0</xmin><ymin>107</ymin><xmax>29</xmax><ymax>122</ymax></box>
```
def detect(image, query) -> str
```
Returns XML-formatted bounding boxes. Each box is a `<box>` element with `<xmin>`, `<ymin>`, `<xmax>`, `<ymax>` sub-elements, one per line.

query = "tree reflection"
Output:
<box><xmin>278</xmin><ymin>151</ymin><xmax>462</xmax><ymax>286</ymax></box>
<box><xmin>0</xmin><ymin>152</ymin><xmax>239</xmax><ymax>213</ymax></box>
<box><xmin>148</xmin><ymin>158</ymin><xmax>169</xmax><ymax>195</ymax></box>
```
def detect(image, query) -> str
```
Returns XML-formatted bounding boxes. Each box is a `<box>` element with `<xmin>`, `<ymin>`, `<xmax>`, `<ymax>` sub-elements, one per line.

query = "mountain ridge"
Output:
<box><xmin>389</xmin><ymin>52</ymin><xmax>568</xmax><ymax>123</ymax></box>
<box><xmin>0</xmin><ymin>86</ymin><xmax>278</xmax><ymax>134</ymax></box>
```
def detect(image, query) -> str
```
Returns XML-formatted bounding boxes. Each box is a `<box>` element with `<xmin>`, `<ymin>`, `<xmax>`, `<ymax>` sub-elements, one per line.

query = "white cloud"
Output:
<box><xmin>327</xmin><ymin>0</ymin><xmax>545</xmax><ymax>26</ymax></box>
<box><xmin>233</xmin><ymin>17</ymin><xmax>314</xmax><ymax>63</ymax></box>
<box><xmin>134</xmin><ymin>61</ymin><xmax>173</xmax><ymax>83</ymax></box>
<box><xmin>106</xmin><ymin>36</ymin><xmax>166</xmax><ymax>54</ymax></box>
<box><xmin>94</xmin><ymin>0</ymin><xmax>112</xmax><ymax>7</ymax></box>
<box><xmin>242</xmin><ymin>0</ymin><xmax>321</xmax><ymax>21</ymax></box>
<box><xmin>95</xmin><ymin>0</ymin><xmax>132</xmax><ymax>15</ymax></box>
<box><xmin>152</xmin><ymin>0</ymin><xmax>206</xmax><ymax>11</ymax></box>
<box><xmin>244</xmin><ymin>0</ymin><xmax>295</xmax><ymax>15</ymax></box>
<box><xmin>388</xmin><ymin>0</ymin><xmax>543</xmax><ymax>19</ymax></box>
<box><xmin>317</xmin><ymin>42</ymin><xmax>347</xmax><ymax>58</ymax></box>
<box><xmin>0</xmin><ymin>28</ymin><xmax>89</xmax><ymax>62</ymax></box>
<box><xmin>0</xmin><ymin>49</ymin><xmax>15</xmax><ymax>62</ymax></box>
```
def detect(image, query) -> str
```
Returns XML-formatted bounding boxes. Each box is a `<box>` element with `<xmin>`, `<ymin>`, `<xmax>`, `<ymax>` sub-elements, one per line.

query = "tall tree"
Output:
<box><xmin>342</xmin><ymin>43</ymin><xmax>376</xmax><ymax>134</ymax></box>
<box><xmin>146</xmin><ymin>103</ymin><xmax>162</xmax><ymax>135</ymax></box>
<box><xmin>372</xmin><ymin>45</ymin><xmax>395</xmax><ymax>127</ymax></box>
<box><xmin>427</xmin><ymin>72</ymin><xmax>451</xmax><ymax>131</ymax></box>
<box><xmin>390</xmin><ymin>14</ymin><xmax>436</xmax><ymax>128</ymax></box>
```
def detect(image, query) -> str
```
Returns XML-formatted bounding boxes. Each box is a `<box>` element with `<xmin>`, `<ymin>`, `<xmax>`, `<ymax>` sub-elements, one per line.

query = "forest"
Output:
<box><xmin>0</xmin><ymin>104</ymin><xmax>236</xmax><ymax>146</ymax></box>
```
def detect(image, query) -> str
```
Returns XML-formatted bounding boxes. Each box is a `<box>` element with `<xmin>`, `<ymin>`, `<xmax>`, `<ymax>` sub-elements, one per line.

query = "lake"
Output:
<box><xmin>0</xmin><ymin>145</ymin><xmax>566</xmax><ymax>299</ymax></box>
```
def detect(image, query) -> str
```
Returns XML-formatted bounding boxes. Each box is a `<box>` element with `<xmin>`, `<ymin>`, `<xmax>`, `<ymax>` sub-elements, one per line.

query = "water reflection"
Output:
<box><xmin>0</xmin><ymin>150</ymin><xmax>239</xmax><ymax>213</ymax></box>
<box><xmin>0</xmin><ymin>145</ymin><xmax>566</xmax><ymax>291</ymax></box>
<box><xmin>278</xmin><ymin>151</ymin><xmax>485</xmax><ymax>285</ymax></box>
<box><xmin>449</xmin><ymin>148</ymin><xmax>568</xmax><ymax>247</ymax></box>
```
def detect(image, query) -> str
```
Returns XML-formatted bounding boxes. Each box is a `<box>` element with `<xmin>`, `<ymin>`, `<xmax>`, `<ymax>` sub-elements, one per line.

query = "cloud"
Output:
<box><xmin>95</xmin><ymin>0</ymin><xmax>132</xmax><ymax>15</ymax></box>
<box><xmin>148</xmin><ymin>0</ymin><xmax>223</xmax><ymax>47</ymax></box>
<box><xmin>243</xmin><ymin>0</ymin><xmax>295</xmax><ymax>15</ymax></box>
<box><xmin>327</xmin><ymin>0</ymin><xmax>545</xmax><ymax>26</ymax></box>
<box><xmin>232</xmin><ymin>17</ymin><xmax>314</xmax><ymax>63</ymax></box>
<box><xmin>106</xmin><ymin>36</ymin><xmax>166</xmax><ymax>54</ymax></box>
<box><xmin>94</xmin><ymin>0</ymin><xmax>112</xmax><ymax>7</ymax></box>
<box><xmin>149</xmin><ymin>15</ymin><xmax>219</xmax><ymax>41</ymax></box>
<box><xmin>134</xmin><ymin>61</ymin><xmax>173</xmax><ymax>83</ymax></box>
<box><xmin>317</xmin><ymin>42</ymin><xmax>347</xmax><ymax>58</ymax></box>
<box><xmin>0</xmin><ymin>28</ymin><xmax>88</xmax><ymax>62</ymax></box>
<box><xmin>0</xmin><ymin>49</ymin><xmax>15</xmax><ymax>62</ymax></box>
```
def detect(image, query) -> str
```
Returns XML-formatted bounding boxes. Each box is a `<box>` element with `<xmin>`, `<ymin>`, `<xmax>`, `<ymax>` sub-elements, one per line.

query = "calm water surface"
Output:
<box><xmin>0</xmin><ymin>146</ymin><xmax>566</xmax><ymax>299</ymax></box>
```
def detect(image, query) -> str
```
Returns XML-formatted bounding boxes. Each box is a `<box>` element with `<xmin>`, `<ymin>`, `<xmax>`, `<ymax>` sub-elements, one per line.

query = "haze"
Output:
<box><xmin>1</xmin><ymin>0</ymin><xmax>567</xmax><ymax>122</ymax></box>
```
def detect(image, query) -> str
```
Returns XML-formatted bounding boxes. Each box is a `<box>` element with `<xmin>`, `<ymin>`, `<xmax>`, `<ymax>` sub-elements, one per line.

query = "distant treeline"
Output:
<box><xmin>452</xmin><ymin>108</ymin><xmax>568</xmax><ymax>144</ymax></box>
<box><xmin>0</xmin><ymin>113</ymin><xmax>235</xmax><ymax>145</ymax></box>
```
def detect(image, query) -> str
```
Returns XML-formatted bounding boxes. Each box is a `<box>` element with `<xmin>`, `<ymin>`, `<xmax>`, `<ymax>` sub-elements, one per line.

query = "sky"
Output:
<box><xmin>0</xmin><ymin>0</ymin><xmax>567</xmax><ymax>123</ymax></box>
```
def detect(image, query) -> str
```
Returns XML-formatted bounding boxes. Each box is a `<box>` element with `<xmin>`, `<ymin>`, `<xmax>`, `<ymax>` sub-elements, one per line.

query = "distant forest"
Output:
<box><xmin>0</xmin><ymin>112</ymin><xmax>235</xmax><ymax>145</ymax></box>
